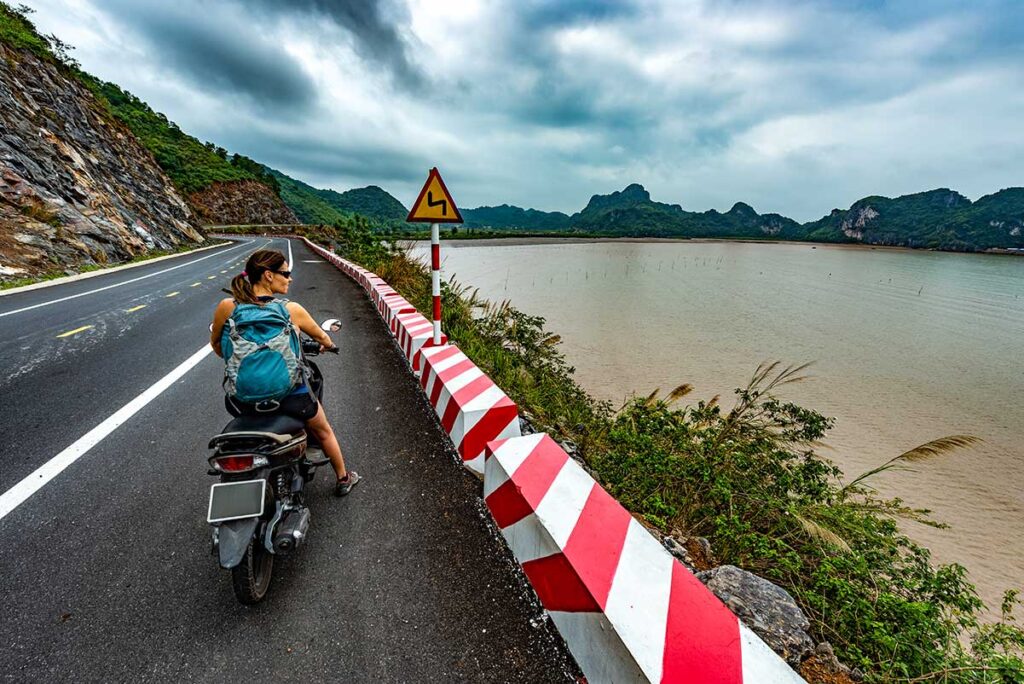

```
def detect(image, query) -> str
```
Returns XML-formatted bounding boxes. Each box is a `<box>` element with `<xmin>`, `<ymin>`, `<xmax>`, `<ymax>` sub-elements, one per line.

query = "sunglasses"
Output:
<box><xmin>274</xmin><ymin>269</ymin><xmax>293</xmax><ymax>279</ymax></box>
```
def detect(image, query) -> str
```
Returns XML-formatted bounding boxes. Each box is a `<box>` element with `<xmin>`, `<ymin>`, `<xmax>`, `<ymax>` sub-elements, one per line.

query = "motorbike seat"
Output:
<box><xmin>209</xmin><ymin>413</ymin><xmax>306</xmax><ymax>450</ymax></box>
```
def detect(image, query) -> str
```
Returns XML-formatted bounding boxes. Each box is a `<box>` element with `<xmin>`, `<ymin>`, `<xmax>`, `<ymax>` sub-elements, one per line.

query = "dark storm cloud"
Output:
<box><xmin>106</xmin><ymin>2</ymin><xmax>316</xmax><ymax>112</ymax></box>
<box><xmin>231</xmin><ymin>129</ymin><xmax>427</xmax><ymax>184</ymax></box>
<box><xmin>103</xmin><ymin>0</ymin><xmax>425</xmax><ymax>114</ymax></box>
<box><xmin>519</xmin><ymin>0</ymin><xmax>637</xmax><ymax>30</ymax></box>
<box><xmin>248</xmin><ymin>0</ymin><xmax>426</xmax><ymax>91</ymax></box>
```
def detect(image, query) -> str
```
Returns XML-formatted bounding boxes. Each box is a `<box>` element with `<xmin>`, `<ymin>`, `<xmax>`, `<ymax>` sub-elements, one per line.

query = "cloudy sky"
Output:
<box><xmin>26</xmin><ymin>0</ymin><xmax>1024</xmax><ymax>221</ymax></box>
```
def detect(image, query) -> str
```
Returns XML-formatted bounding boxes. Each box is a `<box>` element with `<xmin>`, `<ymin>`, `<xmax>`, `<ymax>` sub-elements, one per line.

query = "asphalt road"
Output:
<box><xmin>0</xmin><ymin>237</ymin><xmax>576</xmax><ymax>682</ymax></box>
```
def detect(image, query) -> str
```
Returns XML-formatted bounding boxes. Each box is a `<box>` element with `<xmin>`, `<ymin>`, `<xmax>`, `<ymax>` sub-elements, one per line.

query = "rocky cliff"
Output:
<box><xmin>801</xmin><ymin>188</ymin><xmax>1024</xmax><ymax>250</ymax></box>
<box><xmin>569</xmin><ymin>183</ymin><xmax>804</xmax><ymax>239</ymax></box>
<box><xmin>189</xmin><ymin>179</ymin><xmax>297</xmax><ymax>226</ymax></box>
<box><xmin>0</xmin><ymin>43</ymin><xmax>203</xmax><ymax>282</ymax></box>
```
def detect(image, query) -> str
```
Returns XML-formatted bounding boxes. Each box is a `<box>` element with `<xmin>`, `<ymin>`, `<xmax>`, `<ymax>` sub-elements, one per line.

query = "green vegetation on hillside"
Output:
<box><xmin>267</xmin><ymin>169</ymin><xmax>411</xmax><ymax>231</ymax></box>
<box><xmin>0</xmin><ymin>3</ymin><xmax>54</xmax><ymax>61</ymax></box>
<box><xmin>84</xmin><ymin>78</ymin><xmax>280</xmax><ymax>195</ymax></box>
<box><xmin>230</xmin><ymin>220</ymin><xmax>1024</xmax><ymax>682</ymax></box>
<box><xmin>1</xmin><ymin>3</ymin><xmax>278</xmax><ymax>198</ymax></box>
<box><xmin>461</xmin><ymin>204</ymin><xmax>571</xmax><ymax>231</ymax></box>
<box><xmin>437</xmin><ymin>184</ymin><xmax>1024</xmax><ymax>251</ymax></box>
<box><xmin>268</xmin><ymin>169</ymin><xmax>350</xmax><ymax>225</ymax></box>
<box><xmin>803</xmin><ymin>188</ymin><xmax>1024</xmax><ymax>251</ymax></box>
<box><xmin>318</xmin><ymin>185</ymin><xmax>408</xmax><ymax>223</ymax></box>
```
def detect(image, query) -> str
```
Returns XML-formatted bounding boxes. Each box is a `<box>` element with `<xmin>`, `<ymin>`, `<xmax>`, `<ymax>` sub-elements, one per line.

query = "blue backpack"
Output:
<box><xmin>222</xmin><ymin>299</ymin><xmax>303</xmax><ymax>404</ymax></box>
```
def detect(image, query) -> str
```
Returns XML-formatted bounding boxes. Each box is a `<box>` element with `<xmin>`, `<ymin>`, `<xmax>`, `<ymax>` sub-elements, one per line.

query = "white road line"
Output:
<box><xmin>287</xmin><ymin>238</ymin><xmax>294</xmax><ymax>274</ymax></box>
<box><xmin>0</xmin><ymin>344</ymin><xmax>214</xmax><ymax>521</ymax></box>
<box><xmin>0</xmin><ymin>240</ymin><xmax>251</xmax><ymax>319</ymax></box>
<box><xmin>0</xmin><ymin>240</ymin><xmax>233</xmax><ymax>299</ymax></box>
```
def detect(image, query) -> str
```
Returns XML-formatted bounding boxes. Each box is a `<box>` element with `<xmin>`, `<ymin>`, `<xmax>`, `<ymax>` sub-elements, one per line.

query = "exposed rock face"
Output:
<box><xmin>189</xmin><ymin>180</ymin><xmax>298</xmax><ymax>226</ymax></box>
<box><xmin>839</xmin><ymin>206</ymin><xmax>878</xmax><ymax>239</ymax></box>
<box><xmin>697</xmin><ymin>564</ymin><xmax>815</xmax><ymax>667</ymax></box>
<box><xmin>800</xmin><ymin>642</ymin><xmax>862</xmax><ymax>684</ymax></box>
<box><xmin>663</xmin><ymin>535</ymin><xmax>716</xmax><ymax>572</ymax></box>
<box><xmin>0</xmin><ymin>44</ymin><xmax>202</xmax><ymax>281</ymax></box>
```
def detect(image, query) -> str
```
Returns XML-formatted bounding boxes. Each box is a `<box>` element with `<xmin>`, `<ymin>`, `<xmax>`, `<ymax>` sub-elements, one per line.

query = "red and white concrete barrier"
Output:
<box><xmin>484</xmin><ymin>433</ymin><xmax>805</xmax><ymax>684</ymax></box>
<box><xmin>419</xmin><ymin>344</ymin><xmax>521</xmax><ymax>476</ymax></box>
<box><xmin>378</xmin><ymin>292</ymin><xmax>417</xmax><ymax>333</ymax></box>
<box><xmin>302</xmin><ymin>236</ymin><xmax>804</xmax><ymax>682</ymax></box>
<box><xmin>394</xmin><ymin>309</ymin><xmax>446</xmax><ymax>373</ymax></box>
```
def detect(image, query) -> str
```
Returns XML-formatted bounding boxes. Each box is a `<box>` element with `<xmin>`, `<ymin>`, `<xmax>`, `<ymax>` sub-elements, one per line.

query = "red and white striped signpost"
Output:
<box><xmin>431</xmin><ymin>222</ymin><xmax>442</xmax><ymax>344</ymax></box>
<box><xmin>407</xmin><ymin>167</ymin><xmax>462</xmax><ymax>346</ymax></box>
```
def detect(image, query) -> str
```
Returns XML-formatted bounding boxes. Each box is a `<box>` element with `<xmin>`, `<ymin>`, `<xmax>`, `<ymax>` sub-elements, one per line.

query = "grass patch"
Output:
<box><xmin>0</xmin><ymin>3</ymin><xmax>55</xmax><ymax>64</ymax></box>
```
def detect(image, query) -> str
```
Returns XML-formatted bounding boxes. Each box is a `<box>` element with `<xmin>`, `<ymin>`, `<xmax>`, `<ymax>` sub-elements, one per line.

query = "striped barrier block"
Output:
<box><xmin>368</xmin><ymin>282</ymin><xmax>417</xmax><ymax>332</ymax></box>
<box><xmin>394</xmin><ymin>309</ymin><xmax>447</xmax><ymax>372</ymax></box>
<box><xmin>484</xmin><ymin>433</ymin><xmax>806</xmax><ymax>684</ymax></box>
<box><xmin>420</xmin><ymin>344</ymin><xmax>521</xmax><ymax>475</ymax></box>
<box><xmin>379</xmin><ymin>293</ymin><xmax>416</xmax><ymax>333</ymax></box>
<box><xmin>370</xmin><ymin>282</ymin><xmax>396</xmax><ymax>306</ymax></box>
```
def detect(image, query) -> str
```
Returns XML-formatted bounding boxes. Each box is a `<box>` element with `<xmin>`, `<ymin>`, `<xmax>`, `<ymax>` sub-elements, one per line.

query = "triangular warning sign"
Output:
<box><xmin>407</xmin><ymin>167</ymin><xmax>463</xmax><ymax>223</ymax></box>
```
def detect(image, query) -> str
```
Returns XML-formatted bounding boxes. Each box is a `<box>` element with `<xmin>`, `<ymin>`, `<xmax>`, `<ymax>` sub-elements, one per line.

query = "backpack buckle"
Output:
<box><xmin>255</xmin><ymin>399</ymin><xmax>281</xmax><ymax>413</ymax></box>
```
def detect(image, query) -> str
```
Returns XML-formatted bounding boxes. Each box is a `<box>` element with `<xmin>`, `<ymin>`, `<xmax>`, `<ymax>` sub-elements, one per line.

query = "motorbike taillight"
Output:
<box><xmin>214</xmin><ymin>454</ymin><xmax>266</xmax><ymax>472</ymax></box>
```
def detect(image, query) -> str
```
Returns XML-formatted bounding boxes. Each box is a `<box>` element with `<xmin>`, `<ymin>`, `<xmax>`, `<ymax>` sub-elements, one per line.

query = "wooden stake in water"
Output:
<box><xmin>431</xmin><ymin>222</ymin><xmax>442</xmax><ymax>344</ymax></box>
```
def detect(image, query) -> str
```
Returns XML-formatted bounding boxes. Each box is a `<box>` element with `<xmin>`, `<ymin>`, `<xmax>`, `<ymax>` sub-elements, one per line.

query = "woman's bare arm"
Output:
<box><xmin>210</xmin><ymin>298</ymin><xmax>235</xmax><ymax>357</ymax></box>
<box><xmin>286</xmin><ymin>301</ymin><xmax>334</xmax><ymax>348</ymax></box>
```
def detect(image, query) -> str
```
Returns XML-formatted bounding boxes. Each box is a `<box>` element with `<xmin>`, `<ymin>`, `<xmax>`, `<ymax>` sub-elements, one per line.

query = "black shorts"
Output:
<box><xmin>225</xmin><ymin>390</ymin><xmax>319</xmax><ymax>421</ymax></box>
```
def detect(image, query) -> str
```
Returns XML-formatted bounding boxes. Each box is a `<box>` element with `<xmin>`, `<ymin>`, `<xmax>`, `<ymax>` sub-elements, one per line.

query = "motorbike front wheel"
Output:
<box><xmin>231</xmin><ymin>536</ymin><xmax>273</xmax><ymax>604</ymax></box>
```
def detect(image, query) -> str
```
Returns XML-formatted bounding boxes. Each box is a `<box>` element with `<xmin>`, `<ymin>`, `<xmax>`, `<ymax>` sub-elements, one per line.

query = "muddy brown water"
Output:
<box><xmin>413</xmin><ymin>238</ymin><xmax>1024</xmax><ymax>611</ymax></box>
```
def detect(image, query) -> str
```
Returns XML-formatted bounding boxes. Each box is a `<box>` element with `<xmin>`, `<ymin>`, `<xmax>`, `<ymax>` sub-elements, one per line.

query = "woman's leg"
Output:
<box><xmin>306</xmin><ymin>404</ymin><xmax>348</xmax><ymax>481</ymax></box>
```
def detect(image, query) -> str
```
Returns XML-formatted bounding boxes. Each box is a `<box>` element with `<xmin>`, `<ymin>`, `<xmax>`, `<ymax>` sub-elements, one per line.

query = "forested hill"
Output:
<box><xmin>268</xmin><ymin>170</ymin><xmax>408</xmax><ymax>227</ymax></box>
<box><xmin>323</xmin><ymin>185</ymin><xmax>408</xmax><ymax>222</ymax></box>
<box><xmin>466</xmin><ymin>183</ymin><xmax>1024</xmax><ymax>251</ymax></box>
<box><xmin>567</xmin><ymin>184</ymin><xmax>804</xmax><ymax>239</ymax></box>
<box><xmin>461</xmin><ymin>205</ymin><xmax>571</xmax><ymax>231</ymax></box>
<box><xmin>801</xmin><ymin>187</ymin><xmax>1024</xmax><ymax>251</ymax></box>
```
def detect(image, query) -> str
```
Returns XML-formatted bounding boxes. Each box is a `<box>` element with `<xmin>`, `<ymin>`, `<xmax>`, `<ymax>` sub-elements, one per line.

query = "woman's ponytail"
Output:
<box><xmin>229</xmin><ymin>249</ymin><xmax>286</xmax><ymax>304</ymax></box>
<box><xmin>230</xmin><ymin>273</ymin><xmax>258</xmax><ymax>304</ymax></box>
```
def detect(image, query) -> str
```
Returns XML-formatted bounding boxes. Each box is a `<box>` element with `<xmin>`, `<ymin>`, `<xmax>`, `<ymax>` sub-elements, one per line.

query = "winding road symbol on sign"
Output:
<box><xmin>426</xmin><ymin>191</ymin><xmax>447</xmax><ymax>217</ymax></box>
<box><xmin>407</xmin><ymin>167</ymin><xmax>462</xmax><ymax>223</ymax></box>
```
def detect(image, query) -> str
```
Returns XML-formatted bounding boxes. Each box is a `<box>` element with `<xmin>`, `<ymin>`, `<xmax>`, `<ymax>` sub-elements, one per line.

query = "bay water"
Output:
<box><xmin>413</xmin><ymin>238</ymin><xmax>1024</xmax><ymax>609</ymax></box>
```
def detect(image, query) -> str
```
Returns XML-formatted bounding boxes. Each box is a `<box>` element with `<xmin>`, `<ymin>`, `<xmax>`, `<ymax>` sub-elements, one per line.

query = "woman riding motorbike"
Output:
<box><xmin>210</xmin><ymin>248</ymin><xmax>360</xmax><ymax>496</ymax></box>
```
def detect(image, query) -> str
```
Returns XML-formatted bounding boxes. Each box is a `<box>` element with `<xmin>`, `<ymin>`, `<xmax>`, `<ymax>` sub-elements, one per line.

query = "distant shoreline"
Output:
<box><xmin>408</xmin><ymin>235</ymin><xmax>1024</xmax><ymax>256</ymax></box>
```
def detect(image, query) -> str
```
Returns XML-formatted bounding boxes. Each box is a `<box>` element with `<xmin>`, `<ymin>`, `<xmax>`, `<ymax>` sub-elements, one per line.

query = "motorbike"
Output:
<box><xmin>205</xmin><ymin>318</ymin><xmax>341</xmax><ymax>604</ymax></box>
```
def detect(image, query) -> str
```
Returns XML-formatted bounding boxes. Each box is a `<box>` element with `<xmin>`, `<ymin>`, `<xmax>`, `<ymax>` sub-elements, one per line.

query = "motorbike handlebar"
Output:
<box><xmin>300</xmin><ymin>337</ymin><xmax>338</xmax><ymax>355</ymax></box>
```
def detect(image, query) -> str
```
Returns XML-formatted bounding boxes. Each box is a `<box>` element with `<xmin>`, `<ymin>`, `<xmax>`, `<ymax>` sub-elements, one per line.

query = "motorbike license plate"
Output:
<box><xmin>207</xmin><ymin>479</ymin><xmax>266</xmax><ymax>524</ymax></box>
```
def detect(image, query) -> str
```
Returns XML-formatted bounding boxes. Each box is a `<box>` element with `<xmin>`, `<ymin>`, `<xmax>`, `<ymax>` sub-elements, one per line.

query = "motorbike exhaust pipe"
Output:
<box><xmin>272</xmin><ymin>508</ymin><xmax>310</xmax><ymax>554</ymax></box>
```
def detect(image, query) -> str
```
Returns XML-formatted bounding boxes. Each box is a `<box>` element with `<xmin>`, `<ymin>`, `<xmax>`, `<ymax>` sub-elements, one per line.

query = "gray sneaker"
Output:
<box><xmin>334</xmin><ymin>471</ymin><xmax>362</xmax><ymax>497</ymax></box>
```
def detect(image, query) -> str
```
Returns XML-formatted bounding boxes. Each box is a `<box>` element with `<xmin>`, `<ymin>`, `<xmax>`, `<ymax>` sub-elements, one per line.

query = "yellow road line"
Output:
<box><xmin>124</xmin><ymin>305</ymin><xmax>147</xmax><ymax>313</ymax></box>
<box><xmin>165</xmin><ymin>291</ymin><xmax>179</xmax><ymax>298</ymax></box>
<box><xmin>57</xmin><ymin>325</ymin><xmax>92</xmax><ymax>338</ymax></box>
<box><xmin>190</xmin><ymin>282</ymin><xmax>201</xmax><ymax>287</ymax></box>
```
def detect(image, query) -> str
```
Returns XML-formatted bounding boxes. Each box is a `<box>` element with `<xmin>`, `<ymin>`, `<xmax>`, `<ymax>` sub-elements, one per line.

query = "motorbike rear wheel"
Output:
<box><xmin>231</xmin><ymin>537</ymin><xmax>273</xmax><ymax>604</ymax></box>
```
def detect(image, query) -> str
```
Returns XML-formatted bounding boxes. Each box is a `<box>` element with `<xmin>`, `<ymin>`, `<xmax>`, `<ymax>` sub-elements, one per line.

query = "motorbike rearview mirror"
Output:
<box><xmin>320</xmin><ymin>318</ymin><xmax>341</xmax><ymax>332</ymax></box>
